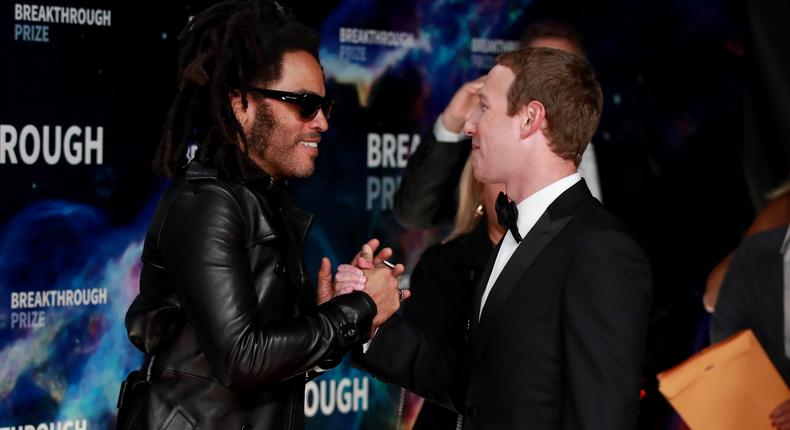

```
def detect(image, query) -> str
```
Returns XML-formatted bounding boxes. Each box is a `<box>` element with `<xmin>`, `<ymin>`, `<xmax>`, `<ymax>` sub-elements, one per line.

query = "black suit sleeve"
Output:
<box><xmin>710</xmin><ymin>240</ymin><xmax>756</xmax><ymax>343</ymax></box>
<box><xmin>393</xmin><ymin>132</ymin><xmax>471</xmax><ymax>228</ymax></box>
<box><xmin>562</xmin><ymin>230</ymin><xmax>652</xmax><ymax>430</ymax></box>
<box><xmin>401</xmin><ymin>245</ymin><xmax>447</xmax><ymax>332</ymax></box>
<box><xmin>354</xmin><ymin>316</ymin><xmax>468</xmax><ymax>413</ymax></box>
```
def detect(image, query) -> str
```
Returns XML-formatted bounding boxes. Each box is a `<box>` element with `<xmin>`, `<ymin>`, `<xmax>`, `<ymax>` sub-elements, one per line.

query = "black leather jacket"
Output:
<box><xmin>124</xmin><ymin>160</ymin><xmax>376</xmax><ymax>430</ymax></box>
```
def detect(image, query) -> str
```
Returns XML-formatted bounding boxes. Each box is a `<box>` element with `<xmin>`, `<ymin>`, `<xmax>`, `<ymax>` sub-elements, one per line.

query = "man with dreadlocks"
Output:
<box><xmin>119</xmin><ymin>1</ymin><xmax>404</xmax><ymax>428</ymax></box>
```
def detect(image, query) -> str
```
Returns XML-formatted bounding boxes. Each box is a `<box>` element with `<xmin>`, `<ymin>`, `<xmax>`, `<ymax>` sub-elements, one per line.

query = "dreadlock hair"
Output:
<box><xmin>153</xmin><ymin>0</ymin><xmax>319</xmax><ymax>178</ymax></box>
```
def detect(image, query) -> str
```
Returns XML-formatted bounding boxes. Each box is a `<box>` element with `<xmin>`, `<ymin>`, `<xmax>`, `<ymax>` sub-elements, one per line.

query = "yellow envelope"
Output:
<box><xmin>658</xmin><ymin>329</ymin><xmax>790</xmax><ymax>430</ymax></box>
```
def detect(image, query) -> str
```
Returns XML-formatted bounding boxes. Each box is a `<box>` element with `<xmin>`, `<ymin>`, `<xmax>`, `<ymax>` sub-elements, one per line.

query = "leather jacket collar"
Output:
<box><xmin>226</xmin><ymin>148</ymin><xmax>284</xmax><ymax>191</ymax></box>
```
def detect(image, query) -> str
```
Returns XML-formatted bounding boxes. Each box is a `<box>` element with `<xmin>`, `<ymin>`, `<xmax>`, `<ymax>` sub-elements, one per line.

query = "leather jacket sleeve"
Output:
<box><xmin>393</xmin><ymin>132</ymin><xmax>471</xmax><ymax>229</ymax></box>
<box><xmin>152</xmin><ymin>182</ymin><xmax>377</xmax><ymax>389</ymax></box>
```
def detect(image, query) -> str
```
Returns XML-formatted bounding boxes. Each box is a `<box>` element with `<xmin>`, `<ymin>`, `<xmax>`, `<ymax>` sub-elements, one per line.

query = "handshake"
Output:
<box><xmin>316</xmin><ymin>238</ymin><xmax>411</xmax><ymax>329</ymax></box>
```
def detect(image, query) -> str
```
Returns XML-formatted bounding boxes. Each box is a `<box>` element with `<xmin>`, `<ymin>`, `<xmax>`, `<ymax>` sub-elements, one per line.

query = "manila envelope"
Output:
<box><xmin>658</xmin><ymin>329</ymin><xmax>790</xmax><ymax>430</ymax></box>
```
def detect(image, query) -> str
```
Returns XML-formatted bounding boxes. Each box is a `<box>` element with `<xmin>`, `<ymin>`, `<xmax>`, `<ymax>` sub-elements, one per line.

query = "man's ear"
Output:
<box><xmin>228</xmin><ymin>90</ymin><xmax>250</xmax><ymax>127</ymax></box>
<box><xmin>519</xmin><ymin>100</ymin><xmax>546</xmax><ymax>139</ymax></box>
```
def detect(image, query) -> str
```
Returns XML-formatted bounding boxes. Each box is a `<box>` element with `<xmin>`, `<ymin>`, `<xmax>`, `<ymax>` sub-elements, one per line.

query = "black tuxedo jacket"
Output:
<box><xmin>357</xmin><ymin>180</ymin><xmax>652</xmax><ymax>430</ymax></box>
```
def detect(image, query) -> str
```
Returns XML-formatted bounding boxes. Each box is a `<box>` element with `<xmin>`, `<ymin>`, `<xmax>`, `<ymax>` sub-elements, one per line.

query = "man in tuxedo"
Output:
<box><xmin>349</xmin><ymin>47</ymin><xmax>652</xmax><ymax>429</ymax></box>
<box><xmin>394</xmin><ymin>20</ymin><xmax>603</xmax><ymax>230</ymax></box>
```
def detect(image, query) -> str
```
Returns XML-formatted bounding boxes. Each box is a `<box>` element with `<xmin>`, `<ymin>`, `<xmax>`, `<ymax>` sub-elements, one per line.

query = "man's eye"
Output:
<box><xmin>480</xmin><ymin>103</ymin><xmax>487</xmax><ymax>112</ymax></box>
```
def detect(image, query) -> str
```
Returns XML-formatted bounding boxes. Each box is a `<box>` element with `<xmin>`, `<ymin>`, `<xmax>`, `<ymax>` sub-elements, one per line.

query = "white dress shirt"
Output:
<box><xmin>433</xmin><ymin>114</ymin><xmax>467</xmax><ymax>142</ymax></box>
<box><xmin>478</xmin><ymin>174</ymin><xmax>581</xmax><ymax>320</ymax></box>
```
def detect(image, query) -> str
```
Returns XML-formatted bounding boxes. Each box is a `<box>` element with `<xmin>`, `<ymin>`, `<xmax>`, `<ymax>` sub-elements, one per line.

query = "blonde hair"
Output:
<box><xmin>446</xmin><ymin>157</ymin><xmax>483</xmax><ymax>242</ymax></box>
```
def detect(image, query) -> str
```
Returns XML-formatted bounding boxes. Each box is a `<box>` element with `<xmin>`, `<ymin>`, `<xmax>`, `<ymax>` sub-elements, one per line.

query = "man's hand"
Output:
<box><xmin>441</xmin><ymin>76</ymin><xmax>486</xmax><ymax>133</ymax></box>
<box><xmin>355</xmin><ymin>253</ymin><xmax>408</xmax><ymax>326</ymax></box>
<box><xmin>316</xmin><ymin>257</ymin><xmax>335</xmax><ymax>305</ymax></box>
<box><xmin>771</xmin><ymin>399</ymin><xmax>790</xmax><ymax>429</ymax></box>
<box><xmin>361</xmin><ymin>265</ymin><xmax>410</xmax><ymax>327</ymax></box>
<box><xmin>335</xmin><ymin>239</ymin><xmax>410</xmax><ymax>327</ymax></box>
<box><xmin>318</xmin><ymin>238</ymin><xmax>397</xmax><ymax>304</ymax></box>
<box><xmin>351</xmin><ymin>238</ymin><xmax>394</xmax><ymax>268</ymax></box>
<box><xmin>334</xmin><ymin>264</ymin><xmax>367</xmax><ymax>296</ymax></box>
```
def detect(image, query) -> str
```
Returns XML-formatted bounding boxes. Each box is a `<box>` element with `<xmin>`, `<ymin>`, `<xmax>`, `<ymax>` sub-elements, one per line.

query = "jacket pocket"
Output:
<box><xmin>159</xmin><ymin>405</ymin><xmax>198</xmax><ymax>430</ymax></box>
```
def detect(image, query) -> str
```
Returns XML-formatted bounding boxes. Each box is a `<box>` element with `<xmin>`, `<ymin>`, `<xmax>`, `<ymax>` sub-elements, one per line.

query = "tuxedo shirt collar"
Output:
<box><xmin>509</xmin><ymin>173</ymin><xmax>582</xmax><ymax>244</ymax></box>
<box><xmin>478</xmin><ymin>173</ymin><xmax>581</xmax><ymax>320</ymax></box>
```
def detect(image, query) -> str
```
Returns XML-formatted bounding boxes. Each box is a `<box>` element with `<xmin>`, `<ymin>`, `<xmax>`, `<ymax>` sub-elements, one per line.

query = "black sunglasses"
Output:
<box><xmin>247</xmin><ymin>87</ymin><xmax>334</xmax><ymax>120</ymax></box>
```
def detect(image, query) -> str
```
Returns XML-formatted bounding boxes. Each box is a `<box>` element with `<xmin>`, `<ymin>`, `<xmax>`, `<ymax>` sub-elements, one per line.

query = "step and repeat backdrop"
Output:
<box><xmin>1</xmin><ymin>0</ymin><xmax>756</xmax><ymax>429</ymax></box>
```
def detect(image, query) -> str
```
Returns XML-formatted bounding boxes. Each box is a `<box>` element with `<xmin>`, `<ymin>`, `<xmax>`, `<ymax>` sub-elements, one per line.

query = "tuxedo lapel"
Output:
<box><xmin>471</xmin><ymin>212</ymin><xmax>572</xmax><ymax>365</ymax></box>
<box><xmin>470</xmin><ymin>179</ymin><xmax>593</xmax><ymax>366</ymax></box>
<box><xmin>470</xmin><ymin>240</ymin><xmax>501</xmax><ymax>339</ymax></box>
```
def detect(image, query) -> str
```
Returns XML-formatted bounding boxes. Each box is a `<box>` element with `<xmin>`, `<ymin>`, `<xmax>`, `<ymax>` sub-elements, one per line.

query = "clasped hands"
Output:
<box><xmin>316</xmin><ymin>238</ymin><xmax>409</xmax><ymax>328</ymax></box>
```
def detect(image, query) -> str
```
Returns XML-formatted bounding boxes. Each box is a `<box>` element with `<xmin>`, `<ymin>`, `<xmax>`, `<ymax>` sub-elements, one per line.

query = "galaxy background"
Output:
<box><xmin>2</xmin><ymin>0</ymin><xmax>787</xmax><ymax>428</ymax></box>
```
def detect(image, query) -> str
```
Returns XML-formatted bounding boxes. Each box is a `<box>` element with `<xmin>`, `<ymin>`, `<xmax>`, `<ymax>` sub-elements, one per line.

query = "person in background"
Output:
<box><xmin>704</xmin><ymin>184</ymin><xmax>790</xmax><ymax>312</ymax></box>
<box><xmin>394</xmin><ymin>20</ymin><xmax>602</xmax><ymax>230</ymax></box>
<box><xmin>710</xmin><ymin>225</ymin><xmax>790</xmax><ymax>429</ymax></box>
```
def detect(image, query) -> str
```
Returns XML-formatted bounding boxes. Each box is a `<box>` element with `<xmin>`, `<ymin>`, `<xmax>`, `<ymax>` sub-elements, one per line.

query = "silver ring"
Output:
<box><xmin>397</xmin><ymin>288</ymin><xmax>403</xmax><ymax>304</ymax></box>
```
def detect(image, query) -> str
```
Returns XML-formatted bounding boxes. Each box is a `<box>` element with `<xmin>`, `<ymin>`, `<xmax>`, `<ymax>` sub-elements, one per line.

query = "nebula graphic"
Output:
<box><xmin>0</xmin><ymin>199</ymin><xmax>153</xmax><ymax>427</ymax></box>
<box><xmin>319</xmin><ymin>0</ymin><xmax>532</xmax><ymax>117</ymax></box>
<box><xmin>1</xmin><ymin>1</ymin><xmax>540</xmax><ymax>429</ymax></box>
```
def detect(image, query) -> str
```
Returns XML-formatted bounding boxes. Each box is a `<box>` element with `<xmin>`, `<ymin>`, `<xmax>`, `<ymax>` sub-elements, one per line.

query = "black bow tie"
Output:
<box><xmin>495</xmin><ymin>192</ymin><xmax>522</xmax><ymax>243</ymax></box>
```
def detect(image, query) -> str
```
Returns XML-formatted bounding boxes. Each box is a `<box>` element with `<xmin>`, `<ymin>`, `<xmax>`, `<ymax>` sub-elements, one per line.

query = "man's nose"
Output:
<box><xmin>311</xmin><ymin>109</ymin><xmax>329</xmax><ymax>132</ymax></box>
<box><xmin>463</xmin><ymin>117</ymin><xmax>476</xmax><ymax>136</ymax></box>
